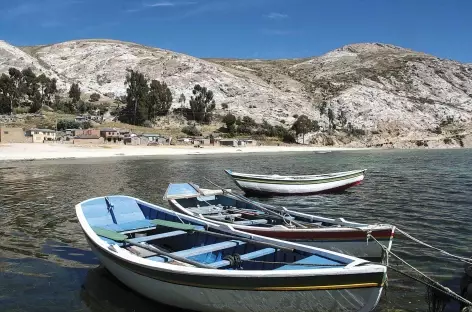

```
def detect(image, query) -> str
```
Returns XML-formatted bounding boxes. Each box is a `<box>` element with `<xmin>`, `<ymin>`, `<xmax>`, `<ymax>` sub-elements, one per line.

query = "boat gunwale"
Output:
<box><xmin>169</xmin><ymin>197</ymin><xmax>394</xmax><ymax>236</ymax></box>
<box><xmin>225</xmin><ymin>169</ymin><xmax>367</xmax><ymax>182</ymax></box>
<box><xmin>76</xmin><ymin>195</ymin><xmax>386</xmax><ymax>281</ymax></box>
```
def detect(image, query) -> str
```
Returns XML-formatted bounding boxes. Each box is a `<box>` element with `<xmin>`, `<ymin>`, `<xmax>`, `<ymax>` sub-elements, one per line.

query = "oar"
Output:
<box><xmin>92</xmin><ymin>227</ymin><xmax>214</xmax><ymax>269</ymax></box>
<box><xmin>203</xmin><ymin>178</ymin><xmax>308</xmax><ymax>229</ymax></box>
<box><xmin>152</xmin><ymin>219</ymin><xmax>295</xmax><ymax>253</ymax></box>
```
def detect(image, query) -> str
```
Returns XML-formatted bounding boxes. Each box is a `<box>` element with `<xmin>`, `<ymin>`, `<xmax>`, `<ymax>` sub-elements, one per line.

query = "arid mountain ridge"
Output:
<box><xmin>1</xmin><ymin>39</ymin><xmax>472</xmax><ymax>135</ymax></box>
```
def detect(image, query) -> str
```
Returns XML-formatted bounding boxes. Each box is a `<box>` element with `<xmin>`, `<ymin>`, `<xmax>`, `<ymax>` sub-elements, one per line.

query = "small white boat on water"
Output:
<box><xmin>165</xmin><ymin>183</ymin><xmax>395</xmax><ymax>261</ymax></box>
<box><xmin>225</xmin><ymin>169</ymin><xmax>366</xmax><ymax>196</ymax></box>
<box><xmin>76</xmin><ymin>195</ymin><xmax>387</xmax><ymax>312</ymax></box>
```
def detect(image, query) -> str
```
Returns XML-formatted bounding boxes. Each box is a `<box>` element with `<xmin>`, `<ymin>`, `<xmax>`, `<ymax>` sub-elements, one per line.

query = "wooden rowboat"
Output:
<box><xmin>165</xmin><ymin>183</ymin><xmax>395</xmax><ymax>262</ymax></box>
<box><xmin>76</xmin><ymin>195</ymin><xmax>387</xmax><ymax>312</ymax></box>
<box><xmin>224</xmin><ymin>169</ymin><xmax>366</xmax><ymax>196</ymax></box>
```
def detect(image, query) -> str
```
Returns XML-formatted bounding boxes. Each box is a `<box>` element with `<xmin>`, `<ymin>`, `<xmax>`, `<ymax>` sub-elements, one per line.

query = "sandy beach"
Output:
<box><xmin>0</xmin><ymin>143</ymin><xmax>367</xmax><ymax>161</ymax></box>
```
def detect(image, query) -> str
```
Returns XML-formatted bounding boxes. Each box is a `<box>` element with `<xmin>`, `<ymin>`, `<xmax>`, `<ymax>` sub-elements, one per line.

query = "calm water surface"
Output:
<box><xmin>0</xmin><ymin>149</ymin><xmax>471</xmax><ymax>312</ymax></box>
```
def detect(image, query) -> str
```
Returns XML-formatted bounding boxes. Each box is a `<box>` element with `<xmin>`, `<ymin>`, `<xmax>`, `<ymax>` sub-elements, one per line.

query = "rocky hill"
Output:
<box><xmin>1</xmin><ymin>39</ymin><xmax>472</xmax><ymax>143</ymax></box>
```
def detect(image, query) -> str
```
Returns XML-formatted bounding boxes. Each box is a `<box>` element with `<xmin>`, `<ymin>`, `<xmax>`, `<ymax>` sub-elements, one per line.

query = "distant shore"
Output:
<box><xmin>0</xmin><ymin>143</ymin><xmax>368</xmax><ymax>161</ymax></box>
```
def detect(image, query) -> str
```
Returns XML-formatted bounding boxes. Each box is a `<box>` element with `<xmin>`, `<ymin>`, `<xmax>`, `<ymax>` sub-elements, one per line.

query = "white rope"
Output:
<box><xmin>396</xmin><ymin>228</ymin><xmax>472</xmax><ymax>265</ymax></box>
<box><xmin>368</xmin><ymin>234</ymin><xmax>472</xmax><ymax>307</ymax></box>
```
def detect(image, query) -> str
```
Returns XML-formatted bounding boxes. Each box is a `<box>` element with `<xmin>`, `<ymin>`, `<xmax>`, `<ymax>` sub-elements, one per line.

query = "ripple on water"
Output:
<box><xmin>0</xmin><ymin>149</ymin><xmax>471</xmax><ymax>311</ymax></box>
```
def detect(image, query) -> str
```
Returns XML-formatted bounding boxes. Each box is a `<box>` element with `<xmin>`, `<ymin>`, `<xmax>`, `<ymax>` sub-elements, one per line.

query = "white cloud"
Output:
<box><xmin>126</xmin><ymin>1</ymin><xmax>197</xmax><ymax>13</ymax></box>
<box><xmin>265</xmin><ymin>12</ymin><xmax>288</xmax><ymax>19</ymax></box>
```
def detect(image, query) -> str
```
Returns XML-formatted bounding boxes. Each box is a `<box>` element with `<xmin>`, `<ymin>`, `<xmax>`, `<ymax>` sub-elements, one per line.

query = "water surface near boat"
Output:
<box><xmin>0</xmin><ymin>149</ymin><xmax>471</xmax><ymax>311</ymax></box>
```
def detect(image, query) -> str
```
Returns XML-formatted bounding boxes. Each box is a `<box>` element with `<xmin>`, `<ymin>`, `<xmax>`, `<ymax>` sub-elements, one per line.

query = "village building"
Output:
<box><xmin>219</xmin><ymin>139</ymin><xmax>238</xmax><ymax>147</ymax></box>
<box><xmin>25</xmin><ymin>129</ymin><xmax>57</xmax><ymax>143</ymax></box>
<box><xmin>0</xmin><ymin>127</ymin><xmax>30</xmax><ymax>143</ymax></box>
<box><xmin>99</xmin><ymin>128</ymin><xmax>123</xmax><ymax>143</ymax></box>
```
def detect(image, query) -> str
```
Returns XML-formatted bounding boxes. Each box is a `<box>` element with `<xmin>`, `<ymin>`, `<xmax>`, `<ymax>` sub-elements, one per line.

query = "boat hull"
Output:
<box><xmin>170</xmin><ymin>203</ymin><xmax>393</xmax><ymax>261</ymax></box>
<box><xmin>89</xmin><ymin>239</ymin><xmax>384</xmax><ymax>312</ymax></box>
<box><xmin>227</xmin><ymin>170</ymin><xmax>366</xmax><ymax>196</ymax></box>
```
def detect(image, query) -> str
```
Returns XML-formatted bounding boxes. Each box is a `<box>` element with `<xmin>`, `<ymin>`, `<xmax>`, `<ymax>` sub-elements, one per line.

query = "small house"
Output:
<box><xmin>239</xmin><ymin>138</ymin><xmax>258</xmax><ymax>146</ymax></box>
<box><xmin>73</xmin><ymin>135</ymin><xmax>104</xmax><ymax>144</ymax></box>
<box><xmin>25</xmin><ymin>128</ymin><xmax>57</xmax><ymax>143</ymax></box>
<box><xmin>219</xmin><ymin>139</ymin><xmax>238</xmax><ymax>147</ymax></box>
<box><xmin>0</xmin><ymin>127</ymin><xmax>28</xmax><ymax>143</ymax></box>
<box><xmin>100</xmin><ymin>128</ymin><xmax>123</xmax><ymax>143</ymax></box>
<box><xmin>75</xmin><ymin>129</ymin><xmax>100</xmax><ymax>137</ymax></box>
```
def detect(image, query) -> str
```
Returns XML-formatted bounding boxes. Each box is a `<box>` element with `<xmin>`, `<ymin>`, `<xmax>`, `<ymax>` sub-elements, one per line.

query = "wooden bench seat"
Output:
<box><xmin>128</xmin><ymin>230</ymin><xmax>187</xmax><ymax>243</ymax></box>
<box><xmin>209</xmin><ymin>248</ymin><xmax>277</xmax><ymax>268</ymax></box>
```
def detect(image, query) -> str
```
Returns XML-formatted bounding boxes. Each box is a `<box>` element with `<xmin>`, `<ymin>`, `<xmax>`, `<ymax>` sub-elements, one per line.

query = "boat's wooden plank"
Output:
<box><xmin>128</xmin><ymin>230</ymin><xmax>187</xmax><ymax>243</ymax></box>
<box><xmin>93</xmin><ymin>227</ymin><xmax>128</xmax><ymax>241</ymax></box>
<box><xmin>209</xmin><ymin>247</ymin><xmax>276</xmax><ymax>268</ymax></box>
<box><xmin>150</xmin><ymin>219</ymin><xmax>197</xmax><ymax>231</ymax></box>
<box><xmin>187</xmin><ymin>206</ymin><xmax>223</xmax><ymax>215</ymax></box>
<box><xmin>206</xmin><ymin>213</ymin><xmax>242</xmax><ymax>220</ymax></box>
<box><xmin>128</xmin><ymin>245</ymin><xmax>166</xmax><ymax>260</ymax></box>
<box><xmin>172</xmin><ymin>240</ymin><xmax>245</xmax><ymax>258</ymax></box>
<box><xmin>233</xmin><ymin>219</ymin><xmax>268</xmax><ymax>225</ymax></box>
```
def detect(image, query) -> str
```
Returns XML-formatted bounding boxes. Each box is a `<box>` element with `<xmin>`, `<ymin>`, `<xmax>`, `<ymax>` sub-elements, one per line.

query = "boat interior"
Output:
<box><xmin>174</xmin><ymin>194</ymin><xmax>341</xmax><ymax>228</ymax></box>
<box><xmin>80</xmin><ymin>196</ymin><xmax>351</xmax><ymax>271</ymax></box>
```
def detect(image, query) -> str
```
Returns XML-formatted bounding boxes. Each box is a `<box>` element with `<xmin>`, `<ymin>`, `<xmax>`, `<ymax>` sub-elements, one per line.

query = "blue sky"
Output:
<box><xmin>0</xmin><ymin>0</ymin><xmax>471</xmax><ymax>62</ymax></box>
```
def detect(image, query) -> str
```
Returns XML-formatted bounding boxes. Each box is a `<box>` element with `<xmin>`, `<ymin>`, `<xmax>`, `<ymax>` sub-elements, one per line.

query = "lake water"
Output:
<box><xmin>1</xmin><ymin>149</ymin><xmax>471</xmax><ymax>312</ymax></box>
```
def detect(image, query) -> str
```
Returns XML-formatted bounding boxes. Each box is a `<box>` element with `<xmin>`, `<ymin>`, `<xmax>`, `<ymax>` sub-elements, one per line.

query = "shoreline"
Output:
<box><xmin>0</xmin><ymin>143</ymin><xmax>368</xmax><ymax>162</ymax></box>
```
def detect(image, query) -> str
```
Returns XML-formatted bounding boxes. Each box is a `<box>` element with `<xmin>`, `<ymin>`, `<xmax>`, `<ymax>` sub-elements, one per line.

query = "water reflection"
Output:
<box><xmin>1</xmin><ymin>149</ymin><xmax>471</xmax><ymax>311</ymax></box>
<box><xmin>81</xmin><ymin>267</ymin><xmax>186</xmax><ymax>312</ymax></box>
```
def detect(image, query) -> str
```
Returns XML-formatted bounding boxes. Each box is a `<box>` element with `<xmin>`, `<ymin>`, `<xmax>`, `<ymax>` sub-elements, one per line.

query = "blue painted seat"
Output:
<box><xmin>128</xmin><ymin>230</ymin><xmax>187</xmax><ymax>243</ymax></box>
<box><xmin>274</xmin><ymin>254</ymin><xmax>344</xmax><ymax>270</ymax></box>
<box><xmin>103</xmin><ymin>220</ymin><xmax>154</xmax><ymax>233</ymax></box>
<box><xmin>209</xmin><ymin>247</ymin><xmax>276</xmax><ymax>268</ymax></box>
<box><xmin>146</xmin><ymin>240</ymin><xmax>245</xmax><ymax>263</ymax></box>
<box><xmin>172</xmin><ymin>240</ymin><xmax>245</xmax><ymax>258</ymax></box>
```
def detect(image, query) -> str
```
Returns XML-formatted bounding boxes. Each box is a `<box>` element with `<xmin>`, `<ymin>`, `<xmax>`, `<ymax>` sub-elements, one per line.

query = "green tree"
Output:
<box><xmin>0</xmin><ymin>74</ymin><xmax>14</xmax><ymax>114</ymax></box>
<box><xmin>189</xmin><ymin>84</ymin><xmax>216</xmax><ymax>123</ymax></box>
<box><xmin>319</xmin><ymin>102</ymin><xmax>327</xmax><ymax>116</ymax></box>
<box><xmin>34</xmin><ymin>74</ymin><xmax>57</xmax><ymax>112</ymax></box>
<box><xmin>327</xmin><ymin>108</ymin><xmax>335</xmax><ymax>130</ymax></box>
<box><xmin>8</xmin><ymin>68</ymin><xmax>22</xmax><ymax>110</ymax></box>
<box><xmin>179</xmin><ymin>93</ymin><xmax>186</xmax><ymax>107</ymax></box>
<box><xmin>89</xmin><ymin>93</ymin><xmax>101</xmax><ymax>102</ymax></box>
<box><xmin>291</xmin><ymin>114</ymin><xmax>312</xmax><ymax>144</ymax></box>
<box><xmin>338</xmin><ymin>109</ymin><xmax>348</xmax><ymax>128</ymax></box>
<box><xmin>222</xmin><ymin>113</ymin><xmax>237</xmax><ymax>134</ymax></box>
<box><xmin>147</xmin><ymin>80</ymin><xmax>173</xmax><ymax>119</ymax></box>
<box><xmin>312</xmin><ymin>120</ymin><xmax>320</xmax><ymax>132</ymax></box>
<box><xmin>119</xmin><ymin>69</ymin><xmax>148</xmax><ymax>125</ymax></box>
<box><xmin>69</xmin><ymin>83</ymin><xmax>81</xmax><ymax>102</ymax></box>
<box><xmin>238</xmin><ymin>116</ymin><xmax>257</xmax><ymax>134</ymax></box>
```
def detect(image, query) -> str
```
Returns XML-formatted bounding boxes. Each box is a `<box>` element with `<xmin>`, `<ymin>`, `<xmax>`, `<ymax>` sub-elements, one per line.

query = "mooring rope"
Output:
<box><xmin>368</xmin><ymin>234</ymin><xmax>472</xmax><ymax>307</ymax></box>
<box><xmin>395</xmin><ymin>228</ymin><xmax>472</xmax><ymax>265</ymax></box>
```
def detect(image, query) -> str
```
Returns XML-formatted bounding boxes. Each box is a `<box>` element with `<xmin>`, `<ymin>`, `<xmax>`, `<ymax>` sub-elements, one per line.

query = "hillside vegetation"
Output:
<box><xmin>1</xmin><ymin>40</ymin><xmax>471</xmax><ymax>147</ymax></box>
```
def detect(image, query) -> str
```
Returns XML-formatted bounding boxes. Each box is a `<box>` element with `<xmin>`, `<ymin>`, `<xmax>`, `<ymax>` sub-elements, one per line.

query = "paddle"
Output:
<box><xmin>203</xmin><ymin>178</ymin><xmax>308</xmax><ymax>229</ymax></box>
<box><xmin>92</xmin><ymin>227</ymin><xmax>214</xmax><ymax>269</ymax></box>
<box><xmin>153</xmin><ymin>219</ymin><xmax>295</xmax><ymax>253</ymax></box>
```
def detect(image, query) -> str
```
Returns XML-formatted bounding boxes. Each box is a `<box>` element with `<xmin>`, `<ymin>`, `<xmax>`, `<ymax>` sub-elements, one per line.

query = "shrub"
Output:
<box><xmin>143</xmin><ymin>120</ymin><xmax>153</xmax><ymax>128</ymax></box>
<box><xmin>443</xmin><ymin>138</ymin><xmax>452</xmax><ymax>144</ymax></box>
<box><xmin>89</xmin><ymin>93</ymin><xmax>101</xmax><ymax>102</ymax></box>
<box><xmin>182</xmin><ymin>125</ymin><xmax>201</xmax><ymax>136</ymax></box>
<box><xmin>431</xmin><ymin>126</ymin><xmax>442</xmax><ymax>134</ymax></box>
<box><xmin>221</xmin><ymin>103</ymin><xmax>228</xmax><ymax>109</ymax></box>
<box><xmin>57</xmin><ymin>119</ymin><xmax>81</xmax><ymax>131</ymax></box>
<box><xmin>282</xmin><ymin>131</ymin><xmax>296</xmax><ymax>143</ymax></box>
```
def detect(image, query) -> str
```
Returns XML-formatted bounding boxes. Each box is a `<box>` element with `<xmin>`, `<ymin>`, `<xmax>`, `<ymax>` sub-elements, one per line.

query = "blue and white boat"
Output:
<box><xmin>76</xmin><ymin>195</ymin><xmax>387</xmax><ymax>312</ymax></box>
